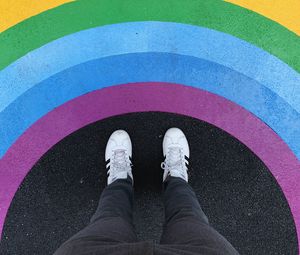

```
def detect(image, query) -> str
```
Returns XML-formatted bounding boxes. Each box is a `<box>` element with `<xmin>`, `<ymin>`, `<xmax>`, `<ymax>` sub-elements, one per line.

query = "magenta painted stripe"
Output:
<box><xmin>0</xmin><ymin>83</ymin><xmax>299</xmax><ymax>247</ymax></box>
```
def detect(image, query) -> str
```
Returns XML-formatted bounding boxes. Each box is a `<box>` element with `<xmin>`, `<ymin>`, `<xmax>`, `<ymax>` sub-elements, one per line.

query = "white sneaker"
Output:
<box><xmin>161</xmin><ymin>128</ymin><xmax>190</xmax><ymax>182</ymax></box>
<box><xmin>105</xmin><ymin>130</ymin><xmax>133</xmax><ymax>185</ymax></box>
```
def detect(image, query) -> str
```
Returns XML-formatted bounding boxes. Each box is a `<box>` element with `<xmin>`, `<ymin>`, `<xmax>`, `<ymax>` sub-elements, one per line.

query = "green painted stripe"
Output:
<box><xmin>0</xmin><ymin>0</ymin><xmax>299</xmax><ymax>72</ymax></box>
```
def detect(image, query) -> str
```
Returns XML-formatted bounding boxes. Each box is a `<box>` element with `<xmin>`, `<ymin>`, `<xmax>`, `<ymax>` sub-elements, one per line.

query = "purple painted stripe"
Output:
<box><xmin>0</xmin><ymin>83</ymin><xmax>299</xmax><ymax>247</ymax></box>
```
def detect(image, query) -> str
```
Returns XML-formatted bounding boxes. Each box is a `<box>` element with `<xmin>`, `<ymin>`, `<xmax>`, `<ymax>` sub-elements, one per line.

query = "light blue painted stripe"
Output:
<box><xmin>1</xmin><ymin>53</ymin><xmax>299</xmax><ymax>160</ymax></box>
<box><xmin>0</xmin><ymin>22</ymin><xmax>299</xmax><ymax>113</ymax></box>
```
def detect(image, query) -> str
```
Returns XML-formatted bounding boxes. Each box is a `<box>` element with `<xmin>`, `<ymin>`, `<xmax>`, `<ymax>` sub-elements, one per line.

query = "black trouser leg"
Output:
<box><xmin>54</xmin><ymin>177</ymin><xmax>137</xmax><ymax>254</ymax></box>
<box><xmin>160</xmin><ymin>177</ymin><xmax>239</xmax><ymax>254</ymax></box>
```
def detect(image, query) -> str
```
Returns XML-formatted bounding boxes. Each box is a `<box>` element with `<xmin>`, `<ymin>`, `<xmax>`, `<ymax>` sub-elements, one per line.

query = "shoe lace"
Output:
<box><xmin>108</xmin><ymin>149</ymin><xmax>132</xmax><ymax>176</ymax></box>
<box><xmin>161</xmin><ymin>146</ymin><xmax>187</xmax><ymax>173</ymax></box>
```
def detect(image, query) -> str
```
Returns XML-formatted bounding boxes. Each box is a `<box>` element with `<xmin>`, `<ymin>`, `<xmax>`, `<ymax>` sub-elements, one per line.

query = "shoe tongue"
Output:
<box><xmin>169</xmin><ymin>147</ymin><xmax>182</xmax><ymax>165</ymax></box>
<box><xmin>115</xmin><ymin>149</ymin><xmax>125</xmax><ymax>155</ymax></box>
<box><xmin>113</xmin><ymin>149</ymin><xmax>127</xmax><ymax>165</ymax></box>
<box><xmin>169</xmin><ymin>145</ymin><xmax>181</xmax><ymax>150</ymax></box>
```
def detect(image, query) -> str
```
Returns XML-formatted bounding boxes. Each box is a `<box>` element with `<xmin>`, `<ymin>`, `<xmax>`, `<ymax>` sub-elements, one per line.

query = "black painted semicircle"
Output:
<box><xmin>0</xmin><ymin>112</ymin><xmax>298</xmax><ymax>255</ymax></box>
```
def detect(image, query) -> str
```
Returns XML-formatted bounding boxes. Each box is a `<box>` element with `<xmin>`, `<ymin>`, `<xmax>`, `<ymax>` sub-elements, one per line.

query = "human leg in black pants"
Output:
<box><xmin>54</xmin><ymin>130</ymin><xmax>140</xmax><ymax>254</ymax></box>
<box><xmin>54</xmin><ymin>177</ymin><xmax>137</xmax><ymax>254</ymax></box>
<box><xmin>70</xmin><ymin>177</ymin><xmax>136</xmax><ymax>243</ymax></box>
<box><xmin>160</xmin><ymin>176</ymin><xmax>239</xmax><ymax>254</ymax></box>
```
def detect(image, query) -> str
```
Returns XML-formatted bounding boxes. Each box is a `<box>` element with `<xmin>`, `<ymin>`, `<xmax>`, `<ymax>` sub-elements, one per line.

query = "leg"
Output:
<box><xmin>71</xmin><ymin>177</ymin><xmax>137</xmax><ymax>242</ymax></box>
<box><xmin>54</xmin><ymin>177</ymin><xmax>137</xmax><ymax>254</ymax></box>
<box><xmin>159</xmin><ymin>128</ymin><xmax>239</xmax><ymax>254</ymax></box>
<box><xmin>54</xmin><ymin>130</ymin><xmax>137</xmax><ymax>254</ymax></box>
<box><xmin>160</xmin><ymin>177</ymin><xmax>239</xmax><ymax>254</ymax></box>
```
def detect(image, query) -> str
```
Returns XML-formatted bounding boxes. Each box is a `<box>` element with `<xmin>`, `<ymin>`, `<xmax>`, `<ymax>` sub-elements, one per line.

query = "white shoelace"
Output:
<box><xmin>108</xmin><ymin>149</ymin><xmax>132</xmax><ymax>177</ymax></box>
<box><xmin>161</xmin><ymin>146</ymin><xmax>187</xmax><ymax>174</ymax></box>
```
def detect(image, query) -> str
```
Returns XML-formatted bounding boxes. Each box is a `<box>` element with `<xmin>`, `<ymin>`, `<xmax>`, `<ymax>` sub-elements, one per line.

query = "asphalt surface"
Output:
<box><xmin>1</xmin><ymin>112</ymin><xmax>297</xmax><ymax>255</ymax></box>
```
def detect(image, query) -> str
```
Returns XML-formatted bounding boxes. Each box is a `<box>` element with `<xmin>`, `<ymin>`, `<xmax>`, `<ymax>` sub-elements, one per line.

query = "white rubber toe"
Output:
<box><xmin>162</xmin><ymin>128</ymin><xmax>190</xmax><ymax>182</ymax></box>
<box><xmin>105</xmin><ymin>130</ymin><xmax>132</xmax><ymax>185</ymax></box>
<box><xmin>163</xmin><ymin>128</ymin><xmax>189</xmax><ymax>158</ymax></box>
<box><xmin>105</xmin><ymin>130</ymin><xmax>132</xmax><ymax>162</ymax></box>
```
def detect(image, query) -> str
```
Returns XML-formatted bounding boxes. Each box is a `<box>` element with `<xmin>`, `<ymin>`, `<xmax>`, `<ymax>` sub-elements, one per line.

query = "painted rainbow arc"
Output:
<box><xmin>0</xmin><ymin>0</ymin><xmax>299</xmax><ymax>252</ymax></box>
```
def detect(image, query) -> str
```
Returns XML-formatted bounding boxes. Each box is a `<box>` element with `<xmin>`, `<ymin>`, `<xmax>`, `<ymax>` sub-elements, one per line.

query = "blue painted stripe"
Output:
<box><xmin>0</xmin><ymin>22</ymin><xmax>299</xmax><ymax>113</ymax></box>
<box><xmin>1</xmin><ymin>53</ymin><xmax>299</xmax><ymax>159</ymax></box>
